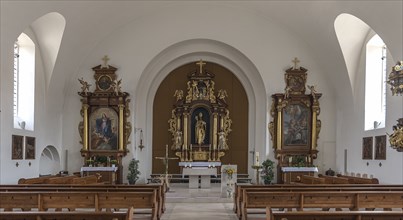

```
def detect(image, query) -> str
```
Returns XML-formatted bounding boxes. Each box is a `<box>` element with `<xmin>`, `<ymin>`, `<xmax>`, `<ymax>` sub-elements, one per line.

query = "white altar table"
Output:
<box><xmin>182</xmin><ymin>167</ymin><xmax>217</xmax><ymax>188</ymax></box>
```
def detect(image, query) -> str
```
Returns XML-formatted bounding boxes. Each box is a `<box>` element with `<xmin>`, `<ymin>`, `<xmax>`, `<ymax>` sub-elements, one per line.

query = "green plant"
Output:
<box><xmin>292</xmin><ymin>155</ymin><xmax>306</xmax><ymax>167</ymax></box>
<box><xmin>261</xmin><ymin>159</ymin><xmax>275</xmax><ymax>184</ymax></box>
<box><xmin>127</xmin><ymin>159</ymin><xmax>141</xmax><ymax>184</ymax></box>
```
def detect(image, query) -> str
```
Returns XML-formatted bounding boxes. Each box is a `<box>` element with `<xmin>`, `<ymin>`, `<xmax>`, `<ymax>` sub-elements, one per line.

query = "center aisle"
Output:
<box><xmin>161</xmin><ymin>183</ymin><xmax>238</xmax><ymax>220</ymax></box>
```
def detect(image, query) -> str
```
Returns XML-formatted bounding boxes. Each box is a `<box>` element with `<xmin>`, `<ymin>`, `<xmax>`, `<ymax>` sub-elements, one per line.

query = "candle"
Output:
<box><xmin>255</xmin><ymin>152</ymin><xmax>260</xmax><ymax>166</ymax></box>
<box><xmin>289</xmin><ymin>157</ymin><xmax>292</xmax><ymax>163</ymax></box>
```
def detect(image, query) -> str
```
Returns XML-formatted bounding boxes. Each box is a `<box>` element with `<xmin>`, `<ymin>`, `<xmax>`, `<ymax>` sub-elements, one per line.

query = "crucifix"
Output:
<box><xmin>102</xmin><ymin>55</ymin><xmax>110</xmax><ymax>68</ymax></box>
<box><xmin>155</xmin><ymin>144</ymin><xmax>178</xmax><ymax>190</ymax></box>
<box><xmin>196</xmin><ymin>59</ymin><xmax>206</xmax><ymax>74</ymax></box>
<box><xmin>292</xmin><ymin>57</ymin><xmax>300</xmax><ymax>70</ymax></box>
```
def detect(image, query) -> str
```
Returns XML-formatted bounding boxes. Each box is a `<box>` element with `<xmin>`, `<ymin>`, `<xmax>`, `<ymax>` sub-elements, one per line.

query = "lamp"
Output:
<box><xmin>387</xmin><ymin>61</ymin><xmax>403</xmax><ymax>96</ymax></box>
<box><xmin>138</xmin><ymin>129</ymin><xmax>145</xmax><ymax>151</ymax></box>
<box><xmin>388</xmin><ymin>118</ymin><xmax>403</xmax><ymax>152</ymax></box>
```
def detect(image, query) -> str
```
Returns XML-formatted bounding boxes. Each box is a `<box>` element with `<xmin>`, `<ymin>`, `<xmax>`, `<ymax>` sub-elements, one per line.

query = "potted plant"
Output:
<box><xmin>127</xmin><ymin>159</ymin><xmax>141</xmax><ymax>184</ymax></box>
<box><xmin>261</xmin><ymin>159</ymin><xmax>275</xmax><ymax>184</ymax></box>
<box><xmin>110</xmin><ymin>159</ymin><xmax>118</xmax><ymax>167</ymax></box>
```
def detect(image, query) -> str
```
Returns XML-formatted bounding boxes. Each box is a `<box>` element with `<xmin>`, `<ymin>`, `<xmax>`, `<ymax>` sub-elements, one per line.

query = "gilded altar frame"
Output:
<box><xmin>78</xmin><ymin>61</ymin><xmax>131</xmax><ymax>183</ymax></box>
<box><xmin>269</xmin><ymin>66</ymin><xmax>321</xmax><ymax>167</ymax></box>
<box><xmin>167</xmin><ymin>61</ymin><xmax>232</xmax><ymax>162</ymax></box>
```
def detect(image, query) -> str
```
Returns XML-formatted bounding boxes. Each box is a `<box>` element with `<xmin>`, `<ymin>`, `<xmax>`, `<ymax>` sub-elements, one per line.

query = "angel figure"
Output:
<box><xmin>217</xmin><ymin>89</ymin><xmax>228</xmax><ymax>101</ymax></box>
<box><xmin>111</xmin><ymin>78</ymin><xmax>122</xmax><ymax>95</ymax></box>
<box><xmin>284</xmin><ymin>86</ymin><xmax>291</xmax><ymax>99</ymax></box>
<box><xmin>78</xmin><ymin>78</ymin><xmax>91</xmax><ymax>94</ymax></box>
<box><xmin>174</xmin><ymin>90</ymin><xmax>184</xmax><ymax>101</ymax></box>
<box><xmin>307</xmin><ymin>85</ymin><xmax>317</xmax><ymax>96</ymax></box>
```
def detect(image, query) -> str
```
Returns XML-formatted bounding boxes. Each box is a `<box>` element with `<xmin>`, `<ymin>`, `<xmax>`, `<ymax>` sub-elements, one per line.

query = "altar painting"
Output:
<box><xmin>89</xmin><ymin>107</ymin><xmax>118</xmax><ymax>150</ymax></box>
<box><xmin>282</xmin><ymin>103</ymin><xmax>310</xmax><ymax>146</ymax></box>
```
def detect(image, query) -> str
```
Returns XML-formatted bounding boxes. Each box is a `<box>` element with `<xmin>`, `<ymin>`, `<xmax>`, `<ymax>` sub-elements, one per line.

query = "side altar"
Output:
<box><xmin>167</xmin><ymin>60</ymin><xmax>233</xmax><ymax>180</ymax></box>
<box><xmin>269</xmin><ymin>58</ymin><xmax>322</xmax><ymax>184</ymax></box>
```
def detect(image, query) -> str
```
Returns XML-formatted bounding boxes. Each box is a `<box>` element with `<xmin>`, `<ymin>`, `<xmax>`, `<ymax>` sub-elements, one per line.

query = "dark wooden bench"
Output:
<box><xmin>0</xmin><ymin>191</ymin><xmax>157</xmax><ymax>220</ymax></box>
<box><xmin>318</xmin><ymin>174</ymin><xmax>350</xmax><ymax>184</ymax></box>
<box><xmin>337</xmin><ymin>174</ymin><xmax>379</xmax><ymax>184</ymax></box>
<box><xmin>0</xmin><ymin>206</ymin><xmax>134</xmax><ymax>220</ymax></box>
<box><xmin>234</xmin><ymin>184</ymin><xmax>403</xmax><ymax>219</ymax></box>
<box><xmin>0</xmin><ymin>183</ymin><xmax>165</xmax><ymax>219</ymax></box>
<box><xmin>299</xmin><ymin>175</ymin><xmax>326</xmax><ymax>184</ymax></box>
<box><xmin>241</xmin><ymin>191</ymin><xmax>403</xmax><ymax>220</ymax></box>
<box><xmin>269</xmin><ymin>210</ymin><xmax>403</xmax><ymax>220</ymax></box>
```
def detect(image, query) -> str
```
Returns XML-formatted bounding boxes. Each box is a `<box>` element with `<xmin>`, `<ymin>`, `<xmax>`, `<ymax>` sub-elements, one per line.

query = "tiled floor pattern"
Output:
<box><xmin>135</xmin><ymin>183</ymin><xmax>264</xmax><ymax>220</ymax></box>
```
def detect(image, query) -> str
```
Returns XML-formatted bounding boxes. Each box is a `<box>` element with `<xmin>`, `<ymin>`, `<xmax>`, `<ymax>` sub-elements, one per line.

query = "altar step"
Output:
<box><xmin>147</xmin><ymin>174</ymin><xmax>252</xmax><ymax>184</ymax></box>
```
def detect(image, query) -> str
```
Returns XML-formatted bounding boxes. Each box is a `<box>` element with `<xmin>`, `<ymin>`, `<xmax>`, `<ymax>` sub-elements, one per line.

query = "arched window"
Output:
<box><xmin>13</xmin><ymin>33</ymin><xmax>35</xmax><ymax>131</ymax></box>
<box><xmin>365</xmin><ymin>34</ymin><xmax>386</xmax><ymax>130</ymax></box>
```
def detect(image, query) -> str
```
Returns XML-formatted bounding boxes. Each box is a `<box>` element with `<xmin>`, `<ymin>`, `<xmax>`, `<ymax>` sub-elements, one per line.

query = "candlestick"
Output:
<box><xmin>255</xmin><ymin>152</ymin><xmax>260</xmax><ymax>166</ymax></box>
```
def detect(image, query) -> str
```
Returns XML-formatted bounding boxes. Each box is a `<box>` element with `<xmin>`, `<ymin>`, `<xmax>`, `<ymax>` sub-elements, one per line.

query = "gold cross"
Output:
<box><xmin>102</xmin><ymin>55</ymin><xmax>110</xmax><ymax>68</ymax></box>
<box><xmin>155</xmin><ymin>145</ymin><xmax>178</xmax><ymax>175</ymax></box>
<box><xmin>196</xmin><ymin>59</ymin><xmax>206</xmax><ymax>74</ymax></box>
<box><xmin>292</xmin><ymin>57</ymin><xmax>300</xmax><ymax>69</ymax></box>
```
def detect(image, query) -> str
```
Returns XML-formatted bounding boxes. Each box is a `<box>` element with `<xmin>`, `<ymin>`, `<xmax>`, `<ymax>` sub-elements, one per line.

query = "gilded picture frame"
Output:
<box><xmin>362</xmin><ymin>136</ymin><xmax>373</xmax><ymax>160</ymax></box>
<box><xmin>25</xmin><ymin>136</ymin><xmax>36</xmax><ymax>159</ymax></box>
<box><xmin>282</xmin><ymin>102</ymin><xmax>311</xmax><ymax>149</ymax></box>
<box><xmin>89</xmin><ymin>107</ymin><xmax>119</xmax><ymax>151</ymax></box>
<box><xmin>12</xmin><ymin>135</ymin><xmax>23</xmax><ymax>160</ymax></box>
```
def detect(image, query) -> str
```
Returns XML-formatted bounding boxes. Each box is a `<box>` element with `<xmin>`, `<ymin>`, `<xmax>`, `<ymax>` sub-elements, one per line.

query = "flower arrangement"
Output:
<box><xmin>86</xmin><ymin>158</ymin><xmax>94</xmax><ymax>166</ymax></box>
<box><xmin>223</xmin><ymin>167</ymin><xmax>236</xmax><ymax>179</ymax></box>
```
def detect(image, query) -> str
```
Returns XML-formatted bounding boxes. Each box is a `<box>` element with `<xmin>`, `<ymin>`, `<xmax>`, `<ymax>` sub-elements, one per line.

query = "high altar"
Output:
<box><xmin>269</xmin><ymin>58</ymin><xmax>322</xmax><ymax>183</ymax></box>
<box><xmin>167</xmin><ymin>60</ymin><xmax>233</xmax><ymax>186</ymax></box>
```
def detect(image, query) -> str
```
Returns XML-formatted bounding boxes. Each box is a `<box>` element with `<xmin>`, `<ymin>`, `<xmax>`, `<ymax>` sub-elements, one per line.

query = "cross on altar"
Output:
<box><xmin>155</xmin><ymin>144</ymin><xmax>178</xmax><ymax>175</ymax></box>
<box><xmin>196</xmin><ymin>59</ymin><xmax>206</xmax><ymax>74</ymax></box>
<box><xmin>292</xmin><ymin>57</ymin><xmax>300</xmax><ymax>70</ymax></box>
<box><xmin>102</xmin><ymin>55</ymin><xmax>110</xmax><ymax>68</ymax></box>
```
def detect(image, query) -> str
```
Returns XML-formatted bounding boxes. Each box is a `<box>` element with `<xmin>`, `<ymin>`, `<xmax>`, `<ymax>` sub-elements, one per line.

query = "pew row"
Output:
<box><xmin>0</xmin><ymin>206</ymin><xmax>134</xmax><ymax>220</ymax></box>
<box><xmin>0</xmin><ymin>183</ymin><xmax>165</xmax><ymax>219</ymax></box>
<box><xmin>241</xmin><ymin>191</ymin><xmax>403</xmax><ymax>220</ymax></box>
<box><xmin>268</xmin><ymin>210</ymin><xmax>403</xmax><ymax>220</ymax></box>
<box><xmin>0</xmin><ymin>191</ymin><xmax>157</xmax><ymax>220</ymax></box>
<box><xmin>234</xmin><ymin>184</ymin><xmax>403</xmax><ymax>218</ymax></box>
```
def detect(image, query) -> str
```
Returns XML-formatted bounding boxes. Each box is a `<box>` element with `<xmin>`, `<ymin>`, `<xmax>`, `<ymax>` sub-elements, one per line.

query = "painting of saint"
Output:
<box><xmin>375</xmin><ymin>135</ymin><xmax>386</xmax><ymax>160</ymax></box>
<box><xmin>25</xmin><ymin>136</ymin><xmax>36</xmax><ymax>159</ymax></box>
<box><xmin>362</xmin><ymin>137</ymin><xmax>373</xmax><ymax>160</ymax></box>
<box><xmin>90</xmin><ymin>107</ymin><xmax>118</xmax><ymax>150</ymax></box>
<box><xmin>283</xmin><ymin>104</ymin><xmax>310</xmax><ymax>145</ymax></box>
<box><xmin>12</xmin><ymin>135</ymin><xmax>23</xmax><ymax>160</ymax></box>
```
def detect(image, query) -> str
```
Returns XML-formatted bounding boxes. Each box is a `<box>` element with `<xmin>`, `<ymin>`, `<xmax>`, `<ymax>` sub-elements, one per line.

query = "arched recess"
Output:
<box><xmin>134</xmin><ymin>39</ymin><xmax>267</xmax><ymax>177</ymax></box>
<box><xmin>334</xmin><ymin>13</ymin><xmax>372</xmax><ymax>101</ymax></box>
<box><xmin>30</xmin><ymin>12</ymin><xmax>66</xmax><ymax>90</ymax></box>
<box><xmin>39</xmin><ymin>145</ymin><xmax>60</xmax><ymax>175</ymax></box>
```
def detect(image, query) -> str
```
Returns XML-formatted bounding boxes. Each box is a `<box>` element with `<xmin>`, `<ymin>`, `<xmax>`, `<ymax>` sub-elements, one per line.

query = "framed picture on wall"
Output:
<box><xmin>374</xmin><ymin>135</ymin><xmax>386</xmax><ymax>160</ymax></box>
<box><xmin>12</xmin><ymin>135</ymin><xmax>23</xmax><ymax>160</ymax></box>
<box><xmin>362</xmin><ymin>136</ymin><xmax>373</xmax><ymax>160</ymax></box>
<box><xmin>25</xmin><ymin>136</ymin><xmax>36</xmax><ymax>159</ymax></box>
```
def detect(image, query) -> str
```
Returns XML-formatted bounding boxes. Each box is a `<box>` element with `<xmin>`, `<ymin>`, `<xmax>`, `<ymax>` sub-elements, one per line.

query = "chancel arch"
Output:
<box><xmin>153</xmin><ymin>62</ymin><xmax>248</xmax><ymax>174</ymax></box>
<box><xmin>135</xmin><ymin>39</ymin><xmax>267</xmax><ymax>180</ymax></box>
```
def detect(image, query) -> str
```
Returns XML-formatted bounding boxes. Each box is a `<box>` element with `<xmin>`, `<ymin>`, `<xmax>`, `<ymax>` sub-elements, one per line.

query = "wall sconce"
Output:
<box><xmin>388</xmin><ymin>118</ymin><xmax>403</xmax><ymax>152</ymax></box>
<box><xmin>138</xmin><ymin>129</ymin><xmax>145</xmax><ymax>151</ymax></box>
<box><xmin>387</xmin><ymin>61</ymin><xmax>403</xmax><ymax>96</ymax></box>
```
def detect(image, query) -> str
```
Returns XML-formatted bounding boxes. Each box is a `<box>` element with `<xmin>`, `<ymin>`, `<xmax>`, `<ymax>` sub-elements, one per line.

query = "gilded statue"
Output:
<box><xmin>172</xmin><ymin>130</ymin><xmax>183</xmax><ymax>150</ymax></box>
<box><xmin>111</xmin><ymin>78</ymin><xmax>122</xmax><ymax>95</ymax></box>
<box><xmin>174</xmin><ymin>90</ymin><xmax>184</xmax><ymax>101</ymax></box>
<box><xmin>78</xmin><ymin>78</ymin><xmax>91</xmax><ymax>95</ymax></box>
<box><xmin>218</xmin><ymin>131</ymin><xmax>228</xmax><ymax>150</ymax></box>
<box><xmin>195</xmin><ymin>112</ymin><xmax>206</xmax><ymax>145</ymax></box>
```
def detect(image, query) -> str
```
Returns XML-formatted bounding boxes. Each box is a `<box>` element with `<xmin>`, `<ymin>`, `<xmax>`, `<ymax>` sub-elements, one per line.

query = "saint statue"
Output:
<box><xmin>195</xmin><ymin>112</ymin><xmax>206</xmax><ymax>145</ymax></box>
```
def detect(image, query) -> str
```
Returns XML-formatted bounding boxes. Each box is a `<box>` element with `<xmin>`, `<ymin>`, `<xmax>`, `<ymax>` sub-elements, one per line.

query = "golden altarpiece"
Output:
<box><xmin>269</xmin><ymin>60</ymin><xmax>321</xmax><ymax>183</ymax></box>
<box><xmin>78</xmin><ymin>57</ymin><xmax>131</xmax><ymax>184</ymax></box>
<box><xmin>168</xmin><ymin>61</ymin><xmax>232</xmax><ymax>164</ymax></box>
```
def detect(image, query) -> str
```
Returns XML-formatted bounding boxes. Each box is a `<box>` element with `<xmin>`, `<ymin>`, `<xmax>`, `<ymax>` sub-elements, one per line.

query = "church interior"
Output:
<box><xmin>0</xmin><ymin>1</ymin><xmax>402</xmax><ymax>219</ymax></box>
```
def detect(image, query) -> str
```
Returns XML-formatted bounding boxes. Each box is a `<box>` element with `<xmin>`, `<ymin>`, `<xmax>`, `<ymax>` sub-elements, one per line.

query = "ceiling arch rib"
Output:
<box><xmin>30</xmin><ymin>12</ymin><xmax>66</xmax><ymax>90</ymax></box>
<box><xmin>334</xmin><ymin>13</ymin><xmax>371</xmax><ymax>96</ymax></box>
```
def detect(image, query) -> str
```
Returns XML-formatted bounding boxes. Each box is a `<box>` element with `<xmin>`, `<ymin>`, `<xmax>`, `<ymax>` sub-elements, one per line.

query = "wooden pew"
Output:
<box><xmin>234</xmin><ymin>184</ymin><xmax>403</xmax><ymax>219</ymax></box>
<box><xmin>0</xmin><ymin>184</ymin><xmax>165</xmax><ymax>219</ymax></box>
<box><xmin>241</xmin><ymin>191</ymin><xmax>403</xmax><ymax>220</ymax></box>
<box><xmin>71</xmin><ymin>175</ymin><xmax>100</xmax><ymax>184</ymax></box>
<box><xmin>0</xmin><ymin>206</ymin><xmax>134</xmax><ymax>220</ymax></box>
<box><xmin>0</xmin><ymin>191</ymin><xmax>157</xmax><ymax>220</ymax></box>
<box><xmin>268</xmin><ymin>210</ymin><xmax>403</xmax><ymax>220</ymax></box>
<box><xmin>43</xmin><ymin>175</ymin><xmax>79</xmax><ymax>184</ymax></box>
<box><xmin>337</xmin><ymin>174</ymin><xmax>379</xmax><ymax>184</ymax></box>
<box><xmin>318</xmin><ymin>174</ymin><xmax>350</xmax><ymax>184</ymax></box>
<box><xmin>299</xmin><ymin>175</ymin><xmax>325</xmax><ymax>184</ymax></box>
<box><xmin>18</xmin><ymin>175</ymin><xmax>56</xmax><ymax>184</ymax></box>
